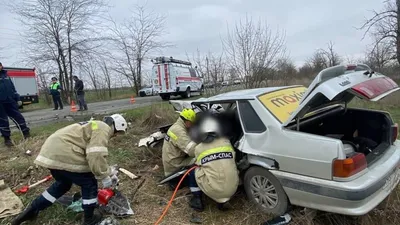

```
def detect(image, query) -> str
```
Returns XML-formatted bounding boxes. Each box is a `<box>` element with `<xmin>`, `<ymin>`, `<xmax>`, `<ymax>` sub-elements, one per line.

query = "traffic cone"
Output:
<box><xmin>130</xmin><ymin>96</ymin><xmax>136</xmax><ymax>104</ymax></box>
<box><xmin>70</xmin><ymin>100</ymin><xmax>77</xmax><ymax>112</ymax></box>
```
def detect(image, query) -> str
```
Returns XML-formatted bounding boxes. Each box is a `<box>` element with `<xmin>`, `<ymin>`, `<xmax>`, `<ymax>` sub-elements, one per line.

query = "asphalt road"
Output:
<box><xmin>17</xmin><ymin>96</ymin><xmax>163</xmax><ymax>128</ymax></box>
<box><xmin>14</xmin><ymin>86</ymin><xmax>242</xmax><ymax>128</ymax></box>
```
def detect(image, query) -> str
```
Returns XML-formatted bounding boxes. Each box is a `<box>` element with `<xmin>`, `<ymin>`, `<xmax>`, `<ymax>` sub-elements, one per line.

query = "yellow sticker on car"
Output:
<box><xmin>258</xmin><ymin>86</ymin><xmax>307</xmax><ymax>123</ymax></box>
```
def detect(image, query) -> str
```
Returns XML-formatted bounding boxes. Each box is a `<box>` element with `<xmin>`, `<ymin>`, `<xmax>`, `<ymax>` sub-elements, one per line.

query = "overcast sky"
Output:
<box><xmin>0</xmin><ymin>0</ymin><xmax>385</xmax><ymax>68</ymax></box>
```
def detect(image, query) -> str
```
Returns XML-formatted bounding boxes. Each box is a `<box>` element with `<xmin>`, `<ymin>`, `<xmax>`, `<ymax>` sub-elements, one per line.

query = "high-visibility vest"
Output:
<box><xmin>50</xmin><ymin>82</ymin><xmax>60</xmax><ymax>90</ymax></box>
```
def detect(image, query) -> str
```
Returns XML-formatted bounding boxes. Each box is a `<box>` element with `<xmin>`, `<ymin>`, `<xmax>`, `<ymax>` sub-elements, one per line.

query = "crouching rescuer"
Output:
<box><xmin>162</xmin><ymin>108</ymin><xmax>198</xmax><ymax>185</ymax></box>
<box><xmin>188</xmin><ymin>116</ymin><xmax>239</xmax><ymax>211</ymax></box>
<box><xmin>11</xmin><ymin>114</ymin><xmax>128</xmax><ymax>225</ymax></box>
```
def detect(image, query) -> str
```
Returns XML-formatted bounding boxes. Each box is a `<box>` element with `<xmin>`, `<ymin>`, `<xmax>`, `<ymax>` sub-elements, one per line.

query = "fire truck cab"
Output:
<box><xmin>151</xmin><ymin>56</ymin><xmax>203</xmax><ymax>101</ymax></box>
<box><xmin>5</xmin><ymin>67</ymin><xmax>39</xmax><ymax>108</ymax></box>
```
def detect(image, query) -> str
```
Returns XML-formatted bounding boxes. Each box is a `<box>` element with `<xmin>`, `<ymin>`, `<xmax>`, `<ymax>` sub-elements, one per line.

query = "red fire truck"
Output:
<box><xmin>4</xmin><ymin>67</ymin><xmax>39</xmax><ymax>107</ymax></box>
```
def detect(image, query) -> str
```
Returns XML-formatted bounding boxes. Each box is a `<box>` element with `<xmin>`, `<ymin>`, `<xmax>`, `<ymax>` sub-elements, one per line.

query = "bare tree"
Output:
<box><xmin>360</xmin><ymin>0</ymin><xmax>399</xmax><ymax>64</ymax></box>
<box><xmin>100</xmin><ymin>61</ymin><xmax>113</xmax><ymax>98</ymax></box>
<box><xmin>223</xmin><ymin>15</ymin><xmax>287</xmax><ymax>88</ymax></box>
<box><xmin>318</xmin><ymin>41</ymin><xmax>342</xmax><ymax>67</ymax></box>
<box><xmin>187</xmin><ymin>50</ymin><xmax>227</xmax><ymax>95</ymax></box>
<box><xmin>11</xmin><ymin>0</ymin><xmax>107</xmax><ymax>101</ymax></box>
<box><xmin>275</xmin><ymin>57</ymin><xmax>297</xmax><ymax>85</ymax></box>
<box><xmin>110</xmin><ymin>3</ymin><xmax>169</xmax><ymax>95</ymax></box>
<box><xmin>307</xmin><ymin>41</ymin><xmax>341</xmax><ymax>72</ymax></box>
<box><xmin>364</xmin><ymin>38</ymin><xmax>395</xmax><ymax>71</ymax></box>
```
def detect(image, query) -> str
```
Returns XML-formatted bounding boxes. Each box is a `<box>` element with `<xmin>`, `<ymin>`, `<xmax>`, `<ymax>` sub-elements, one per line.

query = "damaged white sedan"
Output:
<box><xmin>154</xmin><ymin>64</ymin><xmax>400</xmax><ymax>216</ymax></box>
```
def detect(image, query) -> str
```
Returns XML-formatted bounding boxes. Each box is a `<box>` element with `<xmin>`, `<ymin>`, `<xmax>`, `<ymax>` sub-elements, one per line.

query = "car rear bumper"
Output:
<box><xmin>270</xmin><ymin>142</ymin><xmax>400</xmax><ymax>216</ymax></box>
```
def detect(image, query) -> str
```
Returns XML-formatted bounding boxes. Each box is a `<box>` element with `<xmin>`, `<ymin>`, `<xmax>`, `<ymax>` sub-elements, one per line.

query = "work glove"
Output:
<box><xmin>101</xmin><ymin>176</ymin><xmax>113</xmax><ymax>189</ymax></box>
<box><xmin>17</xmin><ymin>101</ymin><xmax>22</xmax><ymax>106</ymax></box>
<box><xmin>110</xmin><ymin>165</ymin><xmax>119</xmax><ymax>176</ymax></box>
<box><xmin>111</xmin><ymin>174</ymin><xmax>119</xmax><ymax>186</ymax></box>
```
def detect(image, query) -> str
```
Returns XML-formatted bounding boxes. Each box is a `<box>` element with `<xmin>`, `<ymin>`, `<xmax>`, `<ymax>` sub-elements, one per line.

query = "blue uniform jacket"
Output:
<box><xmin>0</xmin><ymin>70</ymin><xmax>20</xmax><ymax>103</ymax></box>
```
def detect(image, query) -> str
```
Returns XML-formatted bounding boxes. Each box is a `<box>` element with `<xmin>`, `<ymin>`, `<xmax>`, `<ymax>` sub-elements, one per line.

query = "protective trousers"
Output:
<box><xmin>0</xmin><ymin>102</ymin><xmax>30</xmax><ymax>137</ymax></box>
<box><xmin>52</xmin><ymin>95</ymin><xmax>63</xmax><ymax>110</ymax></box>
<box><xmin>188</xmin><ymin>170</ymin><xmax>201</xmax><ymax>196</ymax></box>
<box><xmin>29</xmin><ymin>169</ymin><xmax>98</xmax><ymax>220</ymax></box>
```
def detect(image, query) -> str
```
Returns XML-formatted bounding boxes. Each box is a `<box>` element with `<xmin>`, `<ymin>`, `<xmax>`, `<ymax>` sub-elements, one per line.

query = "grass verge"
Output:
<box><xmin>0</xmin><ymin>101</ymin><xmax>399</xmax><ymax>225</ymax></box>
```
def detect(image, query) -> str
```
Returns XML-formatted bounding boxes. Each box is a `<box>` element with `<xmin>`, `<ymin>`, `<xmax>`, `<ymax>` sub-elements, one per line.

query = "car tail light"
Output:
<box><xmin>346</xmin><ymin>64</ymin><xmax>357</xmax><ymax>71</ymax></box>
<box><xmin>333</xmin><ymin>153</ymin><xmax>367</xmax><ymax>178</ymax></box>
<box><xmin>392</xmin><ymin>123</ymin><xmax>398</xmax><ymax>144</ymax></box>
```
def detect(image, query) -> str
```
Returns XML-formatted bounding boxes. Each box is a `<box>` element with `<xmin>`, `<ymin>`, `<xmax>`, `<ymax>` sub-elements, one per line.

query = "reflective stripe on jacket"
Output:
<box><xmin>34</xmin><ymin>120</ymin><xmax>114</xmax><ymax>180</ymax></box>
<box><xmin>162</xmin><ymin>118</ymin><xmax>196</xmax><ymax>176</ymax></box>
<box><xmin>194</xmin><ymin>137</ymin><xmax>239</xmax><ymax>203</ymax></box>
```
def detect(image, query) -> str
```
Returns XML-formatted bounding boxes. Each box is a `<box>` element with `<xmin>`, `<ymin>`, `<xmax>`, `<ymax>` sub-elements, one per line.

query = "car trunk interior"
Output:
<box><xmin>287</xmin><ymin>106</ymin><xmax>393</xmax><ymax>165</ymax></box>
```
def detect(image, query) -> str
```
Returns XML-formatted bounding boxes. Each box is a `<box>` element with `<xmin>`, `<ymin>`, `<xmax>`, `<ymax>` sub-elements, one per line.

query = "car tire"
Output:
<box><xmin>244</xmin><ymin>166</ymin><xmax>289</xmax><ymax>216</ymax></box>
<box><xmin>161</xmin><ymin>94</ymin><xmax>170</xmax><ymax>101</ymax></box>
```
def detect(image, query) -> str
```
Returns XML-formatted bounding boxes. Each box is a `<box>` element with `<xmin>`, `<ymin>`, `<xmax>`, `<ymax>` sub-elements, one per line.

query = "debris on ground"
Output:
<box><xmin>99</xmin><ymin>190</ymin><xmax>134</xmax><ymax>217</ymax></box>
<box><xmin>21</xmin><ymin>166</ymin><xmax>34</xmax><ymax>179</ymax></box>
<box><xmin>261</xmin><ymin>213</ymin><xmax>291</xmax><ymax>225</ymax></box>
<box><xmin>138</xmin><ymin>131</ymin><xmax>165</xmax><ymax>148</ymax></box>
<box><xmin>0</xmin><ymin>180</ymin><xmax>24</xmax><ymax>219</ymax></box>
<box><xmin>190</xmin><ymin>213</ymin><xmax>202</xmax><ymax>224</ymax></box>
<box><xmin>25</xmin><ymin>150</ymin><xmax>32</xmax><ymax>156</ymax></box>
<box><xmin>7</xmin><ymin>157</ymin><xmax>18</xmax><ymax>162</ymax></box>
<box><xmin>99</xmin><ymin>217</ymin><xmax>120</xmax><ymax>225</ymax></box>
<box><xmin>118</xmin><ymin>168</ymin><xmax>139</xmax><ymax>180</ymax></box>
<box><xmin>152</xmin><ymin>165</ymin><xmax>159</xmax><ymax>171</ymax></box>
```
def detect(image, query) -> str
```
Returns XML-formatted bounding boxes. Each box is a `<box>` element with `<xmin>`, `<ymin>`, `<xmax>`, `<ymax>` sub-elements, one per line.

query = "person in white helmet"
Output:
<box><xmin>12</xmin><ymin>114</ymin><xmax>128</xmax><ymax>225</ymax></box>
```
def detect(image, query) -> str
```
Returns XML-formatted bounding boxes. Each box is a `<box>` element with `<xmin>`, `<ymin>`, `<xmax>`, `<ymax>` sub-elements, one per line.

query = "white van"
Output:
<box><xmin>151</xmin><ymin>56</ymin><xmax>203</xmax><ymax>101</ymax></box>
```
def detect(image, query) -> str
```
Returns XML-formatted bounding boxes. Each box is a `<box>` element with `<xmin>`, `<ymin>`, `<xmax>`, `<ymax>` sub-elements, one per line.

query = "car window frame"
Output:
<box><xmin>237</xmin><ymin>100</ymin><xmax>267</xmax><ymax>134</ymax></box>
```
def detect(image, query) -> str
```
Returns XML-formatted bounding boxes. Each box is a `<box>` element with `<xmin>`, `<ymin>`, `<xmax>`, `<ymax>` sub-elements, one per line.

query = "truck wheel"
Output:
<box><xmin>200</xmin><ymin>86</ymin><xmax>204</xmax><ymax>96</ymax></box>
<box><xmin>161</xmin><ymin>94</ymin><xmax>170</xmax><ymax>101</ymax></box>
<box><xmin>183</xmin><ymin>87</ymin><xmax>191</xmax><ymax>98</ymax></box>
<box><xmin>244</xmin><ymin>166</ymin><xmax>289</xmax><ymax>216</ymax></box>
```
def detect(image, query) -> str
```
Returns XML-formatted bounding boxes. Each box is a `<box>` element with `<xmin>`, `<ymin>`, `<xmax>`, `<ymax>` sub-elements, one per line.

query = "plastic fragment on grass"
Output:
<box><xmin>138</xmin><ymin>131</ymin><xmax>165</xmax><ymax>147</ymax></box>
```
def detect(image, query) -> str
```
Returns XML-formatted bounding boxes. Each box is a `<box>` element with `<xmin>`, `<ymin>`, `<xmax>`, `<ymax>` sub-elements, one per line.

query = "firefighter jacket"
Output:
<box><xmin>194</xmin><ymin>137</ymin><xmax>239</xmax><ymax>203</ymax></box>
<box><xmin>0</xmin><ymin>70</ymin><xmax>20</xmax><ymax>103</ymax></box>
<box><xmin>162</xmin><ymin>118</ymin><xmax>197</xmax><ymax>176</ymax></box>
<box><xmin>34</xmin><ymin>120</ymin><xmax>114</xmax><ymax>180</ymax></box>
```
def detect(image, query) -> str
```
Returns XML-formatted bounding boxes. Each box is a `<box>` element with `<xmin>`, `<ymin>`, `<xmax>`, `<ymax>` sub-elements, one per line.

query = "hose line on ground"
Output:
<box><xmin>154</xmin><ymin>165</ymin><xmax>199</xmax><ymax>225</ymax></box>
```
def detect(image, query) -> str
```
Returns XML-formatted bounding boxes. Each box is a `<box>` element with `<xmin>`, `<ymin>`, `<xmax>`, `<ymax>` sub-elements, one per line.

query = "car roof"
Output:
<box><xmin>193</xmin><ymin>85</ymin><xmax>302</xmax><ymax>102</ymax></box>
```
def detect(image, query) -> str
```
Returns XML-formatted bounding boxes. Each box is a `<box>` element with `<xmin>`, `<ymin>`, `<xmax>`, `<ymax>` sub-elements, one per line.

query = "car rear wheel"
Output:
<box><xmin>244</xmin><ymin>166</ymin><xmax>289</xmax><ymax>216</ymax></box>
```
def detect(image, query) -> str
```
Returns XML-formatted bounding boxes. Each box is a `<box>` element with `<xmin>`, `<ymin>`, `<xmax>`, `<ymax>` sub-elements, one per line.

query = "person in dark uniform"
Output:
<box><xmin>0</xmin><ymin>62</ymin><xmax>31</xmax><ymax>147</ymax></box>
<box><xmin>49</xmin><ymin>77</ymin><xmax>63</xmax><ymax>110</ymax></box>
<box><xmin>73</xmin><ymin>76</ymin><xmax>88</xmax><ymax>111</ymax></box>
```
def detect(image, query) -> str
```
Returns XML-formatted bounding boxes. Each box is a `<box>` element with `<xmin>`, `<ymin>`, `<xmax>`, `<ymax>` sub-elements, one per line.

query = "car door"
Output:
<box><xmin>236</xmin><ymin>100</ymin><xmax>272</xmax><ymax>159</ymax></box>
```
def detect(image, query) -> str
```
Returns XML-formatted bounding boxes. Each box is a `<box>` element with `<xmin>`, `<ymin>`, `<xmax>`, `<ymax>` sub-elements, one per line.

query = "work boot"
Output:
<box><xmin>4</xmin><ymin>136</ymin><xmax>13</xmax><ymax>147</ymax></box>
<box><xmin>83</xmin><ymin>212</ymin><xmax>102</xmax><ymax>225</ymax></box>
<box><xmin>11</xmin><ymin>205</ymin><xmax>39</xmax><ymax>225</ymax></box>
<box><xmin>23</xmin><ymin>132</ymin><xmax>31</xmax><ymax>139</ymax></box>
<box><xmin>217</xmin><ymin>202</ymin><xmax>233</xmax><ymax>211</ymax></box>
<box><xmin>189</xmin><ymin>195</ymin><xmax>204</xmax><ymax>212</ymax></box>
